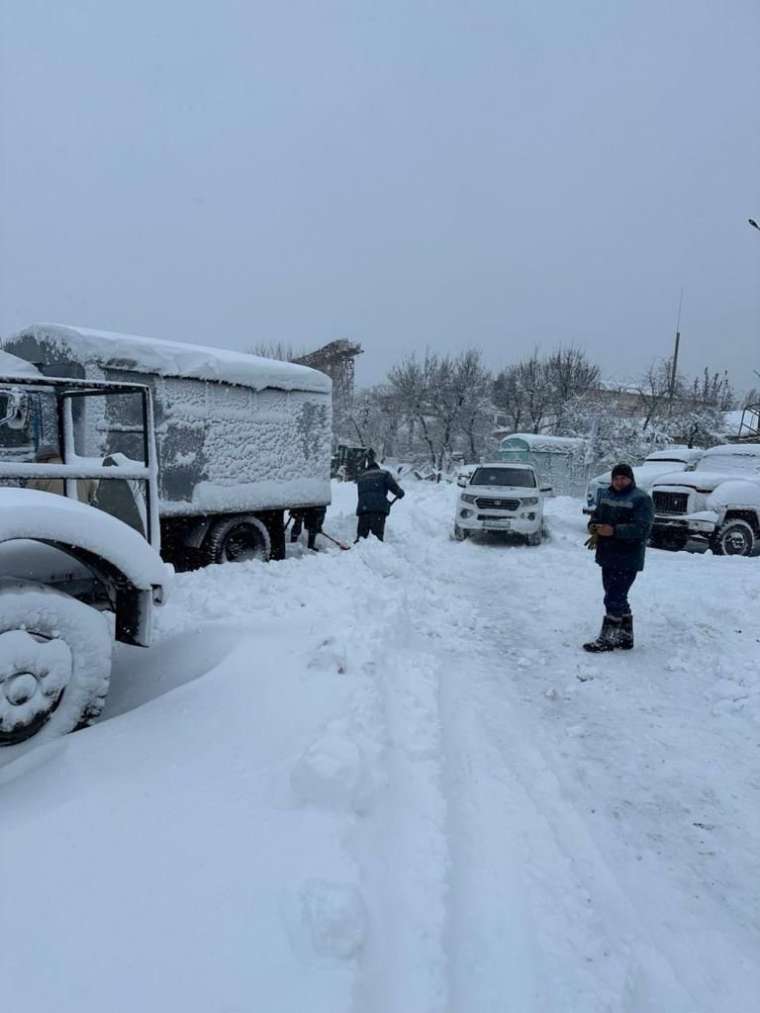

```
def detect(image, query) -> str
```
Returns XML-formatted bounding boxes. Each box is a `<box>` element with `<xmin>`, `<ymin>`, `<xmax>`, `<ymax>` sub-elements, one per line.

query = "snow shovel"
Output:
<box><xmin>320</xmin><ymin>530</ymin><xmax>351</xmax><ymax>551</ymax></box>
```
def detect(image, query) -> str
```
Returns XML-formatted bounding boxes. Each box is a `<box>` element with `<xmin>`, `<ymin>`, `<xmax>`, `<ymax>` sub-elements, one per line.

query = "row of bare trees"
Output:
<box><xmin>344</xmin><ymin>344</ymin><xmax>742</xmax><ymax>469</ymax></box>
<box><xmin>247</xmin><ymin>337</ymin><xmax>744</xmax><ymax>467</ymax></box>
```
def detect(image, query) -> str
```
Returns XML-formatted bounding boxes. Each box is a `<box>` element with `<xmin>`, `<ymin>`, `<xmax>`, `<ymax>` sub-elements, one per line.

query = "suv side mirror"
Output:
<box><xmin>457</xmin><ymin>475</ymin><xmax>468</xmax><ymax>488</ymax></box>
<box><xmin>540</xmin><ymin>485</ymin><xmax>553</xmax><ymax>494</ymax></box>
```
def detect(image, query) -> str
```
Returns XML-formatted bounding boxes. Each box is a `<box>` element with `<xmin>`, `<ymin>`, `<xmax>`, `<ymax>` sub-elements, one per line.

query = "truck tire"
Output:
<box><xmin>202</xmin><ymin>515</ymin><xmax>271</xmax><ymax>565</ymax></box>
<box><xmin>712</xmin><ymin>519</ymin><xmax>757</xmax><ymax>557</ymax></box>
<box><xmin>453</xmin><ymin>525</ymin><xmax>468</xmax><ymax>541</ymax></box>
<box><xmin>0</xmin><ymin>580</ymin><xmax>112</xmax><ymax>746</ymax></box>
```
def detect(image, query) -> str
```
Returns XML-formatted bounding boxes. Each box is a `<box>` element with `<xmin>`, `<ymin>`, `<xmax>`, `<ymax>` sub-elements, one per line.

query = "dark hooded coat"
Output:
<box><xmin>589</xmin><ymin>479</ymin><xmax>654</xmax><ymax>572</ymax></box>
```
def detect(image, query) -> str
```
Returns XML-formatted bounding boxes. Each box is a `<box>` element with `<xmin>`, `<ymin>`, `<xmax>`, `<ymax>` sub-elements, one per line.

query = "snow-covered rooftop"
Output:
<box><xmin>8</xmin><ymin>324</ymin><xmax>332</xmax><ymax>394</ymax></box>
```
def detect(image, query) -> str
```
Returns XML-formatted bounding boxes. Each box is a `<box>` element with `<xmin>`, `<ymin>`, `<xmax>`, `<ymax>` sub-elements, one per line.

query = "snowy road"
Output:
<box><xmin>3</xmin><ymin>480</ymin><xmax>760</xmax><ymax>1012</ymax></box>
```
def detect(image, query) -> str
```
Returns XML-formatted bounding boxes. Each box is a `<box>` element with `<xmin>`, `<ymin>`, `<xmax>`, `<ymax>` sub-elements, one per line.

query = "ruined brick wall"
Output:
<box><xmin>294</xmin><ymin>340</ymin><xmax>363</xmax><ymax>441</ymax></box>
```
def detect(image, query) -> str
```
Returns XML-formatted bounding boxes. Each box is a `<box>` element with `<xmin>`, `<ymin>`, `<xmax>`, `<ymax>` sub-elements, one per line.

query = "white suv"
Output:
<box><xmin>454</xmin><ymin>462</ymin><xmax>548</xmax><ymax>545</ymax></box>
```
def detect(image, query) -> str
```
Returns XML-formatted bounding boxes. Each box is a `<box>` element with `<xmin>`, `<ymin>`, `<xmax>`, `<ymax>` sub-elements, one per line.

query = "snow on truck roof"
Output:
<box><xmin>9</xmin><ymin>324</ymin><xmax>332</xmax><ymax>394</ymax></box>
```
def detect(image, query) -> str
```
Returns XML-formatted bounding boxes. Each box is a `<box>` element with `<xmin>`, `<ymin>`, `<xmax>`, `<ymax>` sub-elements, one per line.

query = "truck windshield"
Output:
<box><xmin>470</xmin><ymin>467</ymin><xmax>536</xmax><ymax>488</ymax></box>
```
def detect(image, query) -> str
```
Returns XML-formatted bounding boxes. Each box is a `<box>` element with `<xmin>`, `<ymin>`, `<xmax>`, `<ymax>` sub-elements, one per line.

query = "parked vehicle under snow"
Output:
<box><xmin>650</xmin><ymin>443</ymin><xmax>760</xmax><ymax>556</ymax></box>
<box><xmin>5</xmin><ymin>323</ymin><xmax>333</xmax><ymax>566</ymax></box>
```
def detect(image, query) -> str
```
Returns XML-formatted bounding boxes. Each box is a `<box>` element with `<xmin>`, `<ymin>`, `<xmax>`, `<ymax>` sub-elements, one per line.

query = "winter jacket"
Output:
<box><xmin>589</xmin><ymin>482</ymin><xmax>654</xmax><ymax>572</ymax></box>
<box><xmin>355</xmin><ymin>464</ymin><xmax>404</xmax><ymax>516</ymax></box>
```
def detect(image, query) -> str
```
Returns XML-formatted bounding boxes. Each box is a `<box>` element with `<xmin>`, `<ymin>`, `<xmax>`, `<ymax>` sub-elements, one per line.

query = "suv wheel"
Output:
<box><xmin>712</xmin><ymin>519</ymin><xmax>757</xmax><ymax>557</ymax></box>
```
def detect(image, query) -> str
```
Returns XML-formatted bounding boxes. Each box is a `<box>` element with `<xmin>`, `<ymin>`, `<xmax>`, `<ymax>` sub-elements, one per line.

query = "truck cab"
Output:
<box><xmin>0</xmin><ymin>359</ymin><xmax>170</xmax><ymax>746</ymax></box>
<box><xmin>650</xmin><ymin>444</ymin><xmax>760</xmax><ymax>556</ymax></box>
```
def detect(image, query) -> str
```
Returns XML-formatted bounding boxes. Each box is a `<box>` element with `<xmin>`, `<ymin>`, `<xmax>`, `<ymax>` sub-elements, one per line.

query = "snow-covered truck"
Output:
<box><xmin>0</xmin><ymin>354</ymin><xmax>171</xmax><ymax>745</ymax></box>
<box><xmin>650</xmin><ymin>443</ymin><xmax>760</xmax><ymax>556</ymax></box>
<box><xmin>4</xmin><ymin>324</ymin><xmax>333</xmax><ymax>566</ymax></box>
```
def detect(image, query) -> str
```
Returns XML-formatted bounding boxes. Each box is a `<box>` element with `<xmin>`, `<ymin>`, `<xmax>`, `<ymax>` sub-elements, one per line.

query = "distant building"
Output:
<box><xmin>294</xmin><ymin>339</ymin><xmax>363</xmax><ymax>441</ymax></box>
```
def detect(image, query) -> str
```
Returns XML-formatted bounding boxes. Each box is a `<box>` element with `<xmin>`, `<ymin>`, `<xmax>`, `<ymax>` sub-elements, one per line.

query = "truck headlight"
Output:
<box><xmin>461</xmin><ymin>494</ymin><xmax>476</xmax><ymax>504</ymax></box>
<box><xmin>521</xmin><ymin>497</ymin><xmax>538</xmax><ymax>506</ymax></box>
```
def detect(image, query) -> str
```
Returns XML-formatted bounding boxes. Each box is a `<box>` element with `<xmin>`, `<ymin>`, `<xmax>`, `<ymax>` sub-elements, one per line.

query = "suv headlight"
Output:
<box><xmin>461</xmin><ymin>494</ymin><xmax>476</xmax><ymax>504</ymax></box>
<box><xmin>521</xmin><ymin>497</ymin><xmax>538</xmax><ymax>506</ymax></box>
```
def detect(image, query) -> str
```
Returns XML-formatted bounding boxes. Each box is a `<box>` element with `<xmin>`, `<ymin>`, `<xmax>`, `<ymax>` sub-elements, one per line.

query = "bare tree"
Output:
<box><xmin>247</xmin><ymin>341</ymin><xmax>305</xmax><ymax>361</ymax></box>
<box><xmin>346</xmin><ymin>385</ymin><xmax>399</xmax><ymax>457</ymax></box>
<box><xmin>544</xmin><ymin>346</ymin><xmax>600</xmax><ymax>431</ymax></box>
<box><xmin>387</xmin><ymin>354</ymin><xmax>438</xmax><ymax>466</ymax></box>
<box><xmin>636</xmin><ymin>357</ymin><xmax>678</xmax><ymax>430</ymax></box>
<box><xmin>386</xmin><ymin>349</ymin><xmax>493</xmax><ymax>472</ymax></box>
<box><xmin>493</xmin><ymin>366</ymin><xmax>527</xmax><ymax>432</ymax></box>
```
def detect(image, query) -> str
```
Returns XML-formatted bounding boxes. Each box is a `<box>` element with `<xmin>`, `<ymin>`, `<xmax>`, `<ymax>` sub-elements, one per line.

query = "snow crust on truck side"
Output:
<box><xmin>0</xmin><ymin>489</ymin><xmax>170</xmax><ymax>591</ymax></box>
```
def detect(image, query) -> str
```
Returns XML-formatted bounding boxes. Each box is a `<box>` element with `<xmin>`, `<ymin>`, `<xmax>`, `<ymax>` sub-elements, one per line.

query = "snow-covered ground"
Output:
<box><xmin>2</xmin><ymin>479</ymin><xmax>760</xmax><ymax>1012</ymax></box>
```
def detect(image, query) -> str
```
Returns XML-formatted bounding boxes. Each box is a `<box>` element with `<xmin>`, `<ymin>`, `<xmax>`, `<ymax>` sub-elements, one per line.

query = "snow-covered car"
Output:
<box><xmin>650</xmin><ymin>443</ymin><xmax>760</xmax><ymax>556</ymax></box>
<box><xmin>0</xmin><ymin>364</ymin><xmax>171</xmax><ymax>746</ymax></box>
<box><xmin>583</xmin><ymin>447</ymin><xmax>704</xmax><ymax>514</ymax></box>
<box><xmin>453</xmin><ymin>462</ymin><xmax>549</xmax><ymax>545</ymax></box>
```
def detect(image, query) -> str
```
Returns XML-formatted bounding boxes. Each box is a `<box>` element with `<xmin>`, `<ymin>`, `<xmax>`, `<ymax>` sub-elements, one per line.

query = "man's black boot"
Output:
<box><xmin>582</xmin><ymin>615</ymin><xmax>623</xmax><ymax>652</ymax></box>
<box><xmin>619</xmin><ymin>614</ymin><xmax>634</xmax><ymax>650</ymax></box>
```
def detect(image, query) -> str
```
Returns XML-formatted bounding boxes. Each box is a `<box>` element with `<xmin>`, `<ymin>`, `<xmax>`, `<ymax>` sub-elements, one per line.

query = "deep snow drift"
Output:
<box><xmin>2</xmin><ymin>479</ymin><xmax>759</xmax><ymax>1013</ymax></box>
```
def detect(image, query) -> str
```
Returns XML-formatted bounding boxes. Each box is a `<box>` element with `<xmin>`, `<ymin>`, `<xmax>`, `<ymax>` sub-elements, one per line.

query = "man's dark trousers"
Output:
<box><xmin>357</xmin><ymin>512</ymin><xmax>386</xmax><ymax>541</ymax></box>
<box><xmin>602</xmin><ymin>569</ymin><xmax>637</xmax><ymax>617</ymax></box>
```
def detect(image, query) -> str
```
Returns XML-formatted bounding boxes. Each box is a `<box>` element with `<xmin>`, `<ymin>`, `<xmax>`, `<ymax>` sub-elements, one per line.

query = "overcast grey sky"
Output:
<box><xmin>1</xmin><ymin>1</ymin><xmax>758</xmax><ymax>389</ymax></box>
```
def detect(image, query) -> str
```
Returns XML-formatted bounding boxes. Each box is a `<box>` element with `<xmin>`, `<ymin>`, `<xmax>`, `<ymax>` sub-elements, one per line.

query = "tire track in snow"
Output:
<box><xmin>395</xmin><ymin>529</ymin><xmax>704</xmax><ymax>1011</ymax></box>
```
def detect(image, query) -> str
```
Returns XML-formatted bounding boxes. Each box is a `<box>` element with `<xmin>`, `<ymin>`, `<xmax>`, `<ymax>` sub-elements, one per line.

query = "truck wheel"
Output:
<box><xmin>453</xmin><ymin>525</ymin><xmax>468</xmax><ymax>541</ymax></box>
<box><xmin>527</xmin><ymin>530</ymin><xmax>542</xmax><ymax>546</ymax></box>
<box><xmin>203</xmin><ymin>515</ymin><xmax>271</xmax><ymax>565</ymax></box>
<box><xmin>0</xmin><ymin>581</ymin><xmax>112</xmax><ymax>746</ymax></box>
<box><xmin>712</xmin><ymin>519</ymin><xmax>756</xmax><ymax>557</ymax></box>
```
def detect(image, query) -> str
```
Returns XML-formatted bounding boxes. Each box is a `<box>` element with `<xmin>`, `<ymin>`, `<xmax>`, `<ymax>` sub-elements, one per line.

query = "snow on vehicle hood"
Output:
<box><xmin>589</xmin><ymin>460</ymin><xmax>688</xmax><ymax>490</ymax></box>
<box><xmin>463</xmin><ymin>484</ymin><xmax>539</xmax><ymax>497</ymax></box>
<box><xmin>706</xmin><ymin>481</ymin><xmax>760</xmax><ymax>510</ymax></box>
<box><xmin>654</xmin><ymin>470</ymin><xmax>760</xmax><ymax>492</ymax></box>
<box><xmin>10</xmin><ymin>323</ymin><xmax>332</xmax><ymax>394</ymax></box>
<box><xmin>0</xmin><ymin>489</ymin><xmax>170</xmax><ymax>591</ymax></box>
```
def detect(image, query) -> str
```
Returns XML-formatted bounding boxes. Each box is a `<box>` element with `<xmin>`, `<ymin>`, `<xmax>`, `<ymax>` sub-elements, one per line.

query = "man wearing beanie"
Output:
<box><xmin>583</xmin><ymin>461</ymin><xmax>654</xmax><ymax>652</ymax></box>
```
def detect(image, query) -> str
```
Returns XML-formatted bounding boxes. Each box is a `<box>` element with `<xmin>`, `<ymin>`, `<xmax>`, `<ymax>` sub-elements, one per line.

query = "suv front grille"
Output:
<box><xmin>475</xmin><ymin>497</ymin><xmax>521</xmax><ymax>511</ymax></box>
<box><xmin>653</xmin><ymin>491</ymin><xmax>689</xmax><ymax>515</ymax></box>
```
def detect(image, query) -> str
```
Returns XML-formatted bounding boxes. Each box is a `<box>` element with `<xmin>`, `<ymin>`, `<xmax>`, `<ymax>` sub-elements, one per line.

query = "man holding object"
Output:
<box><xmin>583</xmin><ymin>462</ymin><xmax>654</xmax><ymax>652</ymax></box>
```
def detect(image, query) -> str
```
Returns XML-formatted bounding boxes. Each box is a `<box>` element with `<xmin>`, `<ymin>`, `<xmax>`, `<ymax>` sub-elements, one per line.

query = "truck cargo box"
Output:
<box><xmin>5</xmin><ymin>324</ymin><xmax>332</xmax><ymax>519</ymax></box>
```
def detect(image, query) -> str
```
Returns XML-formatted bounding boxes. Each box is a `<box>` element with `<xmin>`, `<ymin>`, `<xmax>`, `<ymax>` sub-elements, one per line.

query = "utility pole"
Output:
<box><xmin>668</xmin><ymin>288</ymin><xmax>683</xmax><ymax>411</ymax></box>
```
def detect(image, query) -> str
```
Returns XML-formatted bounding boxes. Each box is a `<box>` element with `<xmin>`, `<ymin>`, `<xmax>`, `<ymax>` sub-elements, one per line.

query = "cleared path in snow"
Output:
<box><xmin>318</xmin><ymin>482</ymin><xmax>760</xmax><ymax>1012</ymax></box>
<box><xmin>3</xmin><ymin>480</ymin><xmax>759</xmax><ymax>1013</ymax></box>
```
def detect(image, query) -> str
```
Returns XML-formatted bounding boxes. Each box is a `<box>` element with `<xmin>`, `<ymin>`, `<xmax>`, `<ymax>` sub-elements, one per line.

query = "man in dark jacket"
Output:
<box><xmin>583</xmin><ymin>462</ymin><xmax>654</xmax><ymax>652</ymax></box>
<box><xmin>355</xmin><ymin>457</ymin><xmax>404</xmax><ymax>542</ymax></box>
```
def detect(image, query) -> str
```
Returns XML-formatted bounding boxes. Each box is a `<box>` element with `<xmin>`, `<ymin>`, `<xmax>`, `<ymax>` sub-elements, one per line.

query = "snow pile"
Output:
<box><xmin>2</xmin><ymin>479</ymin><xmax>760</xmax><ymax>1011</ymax></box>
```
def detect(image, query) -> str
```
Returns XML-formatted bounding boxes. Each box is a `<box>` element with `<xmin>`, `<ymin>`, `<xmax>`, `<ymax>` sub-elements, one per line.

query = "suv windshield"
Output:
<box><xmin>470</xmin><ymin>467</ymin><xmax>536</xmax><ymax>488</ymax></box>
<box><xmin>697</xmin><ymin>454</ymin><xmax>760</xmax><ymax>475</ymax></box>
